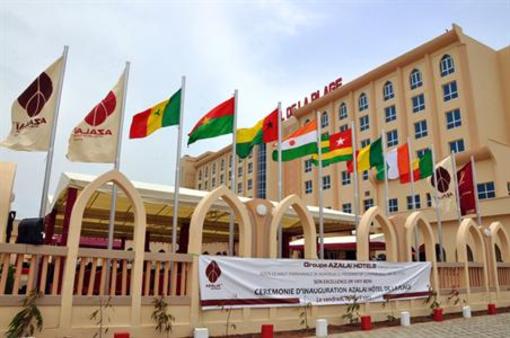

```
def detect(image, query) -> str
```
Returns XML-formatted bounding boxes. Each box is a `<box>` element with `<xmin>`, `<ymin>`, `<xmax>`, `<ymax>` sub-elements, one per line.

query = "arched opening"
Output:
<box><xmin>357</xmin><ymin>206</ymin><xmax>398</xmax><ymax>262</ymax></box>
<box><xmin>495</xmin><ymin>245</ymin><xmax>502</xmax><ymax>263</ymax></box>
<box><xmin>188</xmin><ymin>186</ymin><xmax>252</xmax><ymax>257</ymax></box>
<box><xmin>269</xmin><ymin>195</ymin><xmax>317</xmax><ymax>259</ymax></box>
<box><xmin>404</xmin><ymin>212</ymin><xmax>437</xmax><ymax>263</ymax></box>
<box><xmin>489</xmin><ymin>222</ymin><xmax>510</xmax><ymax>291</ymax></box>
<box><xmin>60</xmin><ymin>170</ymin><xmax>147</xmax><ymax>328</ymax></box>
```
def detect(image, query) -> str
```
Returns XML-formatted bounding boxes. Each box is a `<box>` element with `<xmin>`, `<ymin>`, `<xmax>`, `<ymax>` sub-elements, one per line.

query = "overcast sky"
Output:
<box><xmin>1</xmin><ymin>0</ymin><xmax>509</xmax><ymax>218</ymax></box>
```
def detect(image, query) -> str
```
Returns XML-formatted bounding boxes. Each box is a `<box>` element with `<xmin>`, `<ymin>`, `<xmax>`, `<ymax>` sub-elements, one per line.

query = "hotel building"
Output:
<box><xmin>181</xmin><ymin>24</ymin><xmax>510</xmax><ymax>258</ymax></box>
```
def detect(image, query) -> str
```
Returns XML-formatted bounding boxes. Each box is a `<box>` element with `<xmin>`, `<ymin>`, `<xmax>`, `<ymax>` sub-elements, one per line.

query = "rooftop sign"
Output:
<box><xmin>286</xmin><ymin>77</ymin><xmax>342</xmax><ymax>118</ymax></box>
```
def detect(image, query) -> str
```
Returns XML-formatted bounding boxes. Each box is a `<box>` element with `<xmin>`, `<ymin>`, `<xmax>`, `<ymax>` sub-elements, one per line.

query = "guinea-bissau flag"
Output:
<box><xmin>236</xmin><ymin>109</ymin><xmax>278</xmax><ymax>159</ymax></box>
<box><xmin>129</xmin><ymin>89</ymin><xmax>181</xmax><ymax>139</ymax></box>
<box><xmin>188</xmin><ymin>96</ymin><xmax>235</xmax><ymax>145</ymax></box>
<box><xmin>311</xmin><ymin>129</ymin><xmax>353</xmax><ymax>166</ymax></box>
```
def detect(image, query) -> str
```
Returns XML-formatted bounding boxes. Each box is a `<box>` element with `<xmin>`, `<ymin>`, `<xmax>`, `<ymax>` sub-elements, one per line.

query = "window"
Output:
<box><xmin>412</xmin><ymin>94</ymin><xmax>425</xmax><ymax>113</ymax></box>
<box><xmin>417</xmin><ymin>148</ymin><xmax>430</xmax><ymax>159</ymax></box>
<box><xmin>257</xmin><ymin>143</ymin><xmax>267</xmax><ymax>198</ymax></box>
<box><xmin>477</xmin><ymin>182</ymin><xmax>495</xmax><ymax>200</ymax></box>
<box><xmin>414</xmin><ymin>120</ymin><xmax>428</xmax><ymax>139</ymax></box>
<box><xmin>339</xmin><ymin>124</ymin><xmax>349</xmax><ymax>132</ymax></box>
<box><xmin>198</xmin><ymin>183</ymin><xmax>202</xmax><ymax>190</ymax></box>
<box><xmin>220</xmin><ymin>174</ymin><xmax>224</xmax><ymax>184</ymax></box>
<box><xmin>383</xmin><ymin>81</ymin><xmax>394</xmax><ymax>100</ymax></box>
<box><xmin>363</xmin><ymin>198</ymin><xmax>374</xmax><ymax>211</ymax></box>
<box><xmin>237</xmin><ymin>182</ymin><xmax>243</xmax><ymax>194</ymax></box>
<box><xmin>407</xmin><ymin>194</ymin><xmax>421</xmax><ymax>210</ymax></box>
<box><xmin>360</xmin><ymin>115</ymin><xmax>369</xmax><ymax>131</ymax></box>
<box><xmin>386</xmin><ymin>129</ymin><xmax>398</xmax><ymax>147</ymax></box>
<box><xmin>229</xmin><ymin>155</ymin><xmax>232</xmax><ymax>168</ymax></box>
<box><xmin>361</xmin><ymin>139</ymin><xmax>370</xmax><ymax>148</ymax></box>
<box><xmin>362</xmin><ymin>170</ymin><xmax>369</xmax><ymax>180</ymax></box>
<box><xmin>198</xmin><ymin>169</ymin><xmax>202</xmax><ymax>180</ymax></box>
<box><xmin>212</xmin><ymin>163</ymin><xmax>216</xmax><ymax>175</ymax></box>
<box><xmin>211</xmin><ymin>177</ymin><xmax>216</xmax><ymax>187</ymax></box>
<box><xmin>341</xmin><ymin>171</ymin><xmax>351</xmax><ymax>185</ymax></box>
<box><xmin>304</xmin><ymin>159</ymin><xmax>313</xmax><ymax>173</ymax></box>
<box><xmin>339</xmin><ymin>103</ymin><xmax>348</xmax><ymax>120</ymax></box>
<box><xmin>247</xmin><ymin>179</ymin><xmax>253</xmax><ymax>191</ymax></box>
<box><xmin>388</xmin><ymin>198</ymin><xmax>398</xmax><ymax>213</ymax></box>
<box><xmin>204</xmin><ymin>167</ymin><xmax>208</xmax><ymax>177</ymax></box>
<box><xmin>322</xmin><ymin>175</ymin><xmax>331</xmax><ymax>190</ymax></box>
<box><xmin>342</xmin><ymin>203</ymin><xmax>352</xmax><ymax>213</ymax></box>
<box><xmin>385</xmin><ymin>105</ymin><xmax>396</xmax><ymax>122</ymax></box>
<box><xmin>426</xmin><ymin>193</ymin><xmax>432</xmax><ymax>207</ymax></box>
<box><xmin>358</xmin><ymin>93</ymin><xmax>368</xmax><ymax>111</ymax></box>
<box><xmin>449</xmin><ymin>139</ymin><xmax>465</xmax><ymax>153</ymax></box>
<box><xmin>321</xmin><ymin>111</ymin><xmax>329</xmax><ymax>128</ymax></box>
<box><xmin>440</xmin><ymin>54</ymin><xmax>455</xmax><ymax>77</ymax></box>
<box><xmin>204</xmin><ymin>181</ymin><xmax>208</xmax><ymax>190</ymax></box>
<box><xmin>220</xmin><ymin>159</ymin><xmax>225</xmax><ymax>171</ymax></box>
<box><xmin>410</xmin><ymin>69</ymin><xmax>423</xmax><ymax>89</ymax></box>
<box><xmin>305</xmin><ymin>180</ymin><xmax>313</xmax><ymax>194</ymax></box>
<box><xmin>446</xmin><ymin>109</ymin><xmax>462</xmax><ymax>129</ymax></box>
<box><xmin>248</xmin><ymin>162</ymin><xmax>253</xmax><ymax>174</ymax></box>
<box><xmin>443</xmin><ymin>81</ymin><xmax>458</xmax><ymax>102</ymax></box>
<box><xmin>238</xmin><ymin>166</ymin><xmax>243</xmax><ymax>177</ymax></box>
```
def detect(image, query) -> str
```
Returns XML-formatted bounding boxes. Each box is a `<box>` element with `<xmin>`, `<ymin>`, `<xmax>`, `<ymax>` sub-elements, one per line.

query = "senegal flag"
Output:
<box><xmin>188</xmin><ymin>96</ymin><xmax>234</xmax><ymax>145</ymax></box>
<box><xmin>129</xmin><ymin>89</ymin><xmax>181</xmax><ymax>139</ymax></box>
<box><xmin>236</xmin><ymin>109</ymin><xmax>278</xmax><ymax>159</ymax></box>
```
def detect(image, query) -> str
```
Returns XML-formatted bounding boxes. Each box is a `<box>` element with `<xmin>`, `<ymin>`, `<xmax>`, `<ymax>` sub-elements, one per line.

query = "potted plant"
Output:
<box><xmin>426</xmin><ymin>291</ymin><xmax>443</xmax><ymax>321</ymax></box>
<box><xmin>151</xmin><ymin>296</ymin><xmax>175</xmax><ymax>338</ymax></box>
<box><xmin>5</xmin><ymin>290</ymin><xmax>43</xmax><ymax>338</ymax></box>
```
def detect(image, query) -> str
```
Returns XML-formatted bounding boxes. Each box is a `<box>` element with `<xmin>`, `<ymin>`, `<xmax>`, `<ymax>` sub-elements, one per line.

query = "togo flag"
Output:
<box><xmin>1</xmin><ymin>55</ymin><xmax>65</xmax><ymax>151</ymax></box>
<box><xmin>272</xmin><ymin>120</ymin><xmax>317</xmax><ymax>161</ymax></box>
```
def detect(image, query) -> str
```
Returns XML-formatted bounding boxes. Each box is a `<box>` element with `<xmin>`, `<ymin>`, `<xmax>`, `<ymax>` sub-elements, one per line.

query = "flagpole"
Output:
<box><xmin>351</xmin><ymin>121</ymin><xmax>360</xmax><ymax>229</ymax></box>
<box><xmin>107</xmin><ymin>62</ymin><xmax>130</xmax><ymax>252</ymax></box>
<box><xmin>39</xmin><ymin>46</ymin><xmax>69</xmax><ymax>218</ymax></box>
<box><xmin>277</xmin><ymin>102</ymin><xmax>283</xmax><ymax>258</ymax></box>
<box><xmin>407</xmin><ymin>137</ymin><xmax>419</xmax><ymax>260</ymax></box>
<box><xmin>315</xmin><ymin>111</ymin><xmax>324</xmax><ymax>259</ymax></box>
<box><xmin>451</xmin><ymin>151</ymin><xmax>462</xmax><ymax>224</ymax></box>
<box><xmin>229</xmin><ymin>90</ymin><xmax>238</xmax><ymax>256</ymax></box>
<box><xmin>431</xmin><ymin>147</ymin><xmax>445</xmax><ymax>262</ymax></box>
<box><xmin>172</xmin><ymin>76</ymin><xmax>186</xmax><ymax>254</ymax></box>
<box><xmin>470</xmin><ymin>155</ymin><xmax>482</xmax><ymax>226</ymax></box>
<box><xmin>381</xmin><ymin>130</ymin><xmax>390</xmax><ymax>216</ymax></box>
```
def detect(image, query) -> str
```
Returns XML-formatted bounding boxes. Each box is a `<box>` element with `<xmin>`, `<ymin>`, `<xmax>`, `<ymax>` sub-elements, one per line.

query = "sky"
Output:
<box><xmin>1</xmin><ymin>0</ymin><xmax>509</xmax><ymax>218</ymax></box>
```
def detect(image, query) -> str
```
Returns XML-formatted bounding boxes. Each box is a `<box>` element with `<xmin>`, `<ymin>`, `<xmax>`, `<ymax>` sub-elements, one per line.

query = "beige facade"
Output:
<box><xmin>181</xmin><ymin>24</ymin><xmax>510</xmax><ymax>237</ymax></box>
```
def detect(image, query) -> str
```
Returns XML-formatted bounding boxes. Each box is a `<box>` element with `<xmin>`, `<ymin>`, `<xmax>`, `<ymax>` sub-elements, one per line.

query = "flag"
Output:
<box><xmin>188</xmin><ymin>97</ymin><xmax>234</xmax><ymax>145</ymax></box>
<box><xmin>129</xmin><ymin>89</ymin><xmax>181</xmax><ymax>139</ymax></box>
<box><xmin>1</xmin><ymin>56</ymin><xmax>65</xmax><ymax>151</ymax></box>
<box><xmin>67</xmin><ymin>71</ymin><xmax>126</xmax><ymax>163</ymax></box>
<box><xmin>376</xmin><ymin>145</ymin><xmax>433</xmax><ymax>182</ymax></box>
<box><xmin>429</xmin><ymin>155</ymin><xmax>456</xmax><ymax>213</ymax></box>
<box><xmin>272</xmin><ymin>120</ymin><xmax>317</xmax><ymax>161</ymax></box>
<box><xmin>311</xmin><ymin>129</ymin><xmax>353</xmax><ymax>166</ymax></box>
<box><xmin>457</xmin><ymin>161</ymin><xmax>477</xmax><ymax>216</ymax></box>
<box><xmin>356</xmin><ymin>137</ymin><xmax>383</xmax><ymax>172</ymax></box>
<box><xmin>236</xmin><ymin>109</ymin><xmax>278</xmax><ymax>159</ymax></box>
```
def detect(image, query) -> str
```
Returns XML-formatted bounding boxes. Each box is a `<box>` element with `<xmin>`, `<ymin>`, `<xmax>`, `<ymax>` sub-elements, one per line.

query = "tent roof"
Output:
<box><xmin>49</xmin><ymin>172</ymin><xmax>356</xmax><ymax>243</ymax></box>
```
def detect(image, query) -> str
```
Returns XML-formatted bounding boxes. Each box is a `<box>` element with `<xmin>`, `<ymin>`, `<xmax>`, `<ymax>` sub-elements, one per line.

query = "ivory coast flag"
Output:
<box><xmin>188</xmin><ymin>96</ymin><xmax>234</xmax><ymax>145</ymax></box>
<box><xmin>129</xmin><ymin>89</ymin><xmax>181</xmax><ymax>139</ymax></box>
<box><xmin>272</xmin><ymin>120</ymin><xmax>317</xmax><ymax>161</ymax></box>
<box><xmin>236</xmin><ymin>109</ymin><xmax>278</xmax><ymax>159</ymax></box>
<box><xmin>356</xmin><ymin>137</ymin><xmax>383</xmax><ymax>172</ymax></box>
<box><xmin>1</xmin><ymin>55</ymin><xmax>65</xmax><ymax>151</ymax></box>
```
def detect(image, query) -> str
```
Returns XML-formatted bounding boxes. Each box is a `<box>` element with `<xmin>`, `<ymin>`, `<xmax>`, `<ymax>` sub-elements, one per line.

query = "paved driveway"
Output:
<box><xmin>325</xmin><ymin>313</ymin><xmax>510</xmax><ymax>337</ymax></box>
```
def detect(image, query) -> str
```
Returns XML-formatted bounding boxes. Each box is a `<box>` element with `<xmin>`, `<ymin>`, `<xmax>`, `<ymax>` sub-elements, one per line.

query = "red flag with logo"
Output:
<box><xmin>457</xmin><ymin>161</ymin><xmax>477</xmax><ymax>216</ymax></box>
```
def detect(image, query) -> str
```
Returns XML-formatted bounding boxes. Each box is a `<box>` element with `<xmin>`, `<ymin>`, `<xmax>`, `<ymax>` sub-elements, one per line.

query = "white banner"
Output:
<box><xmin>1</xmin><ymin>56</ymin><xmax>64</xmax><ymax>151</ymax></box>
<box><xmin>199</xmin><ymin>256</ymin><xmax>431</xmax><ymax>310</ymax></box>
